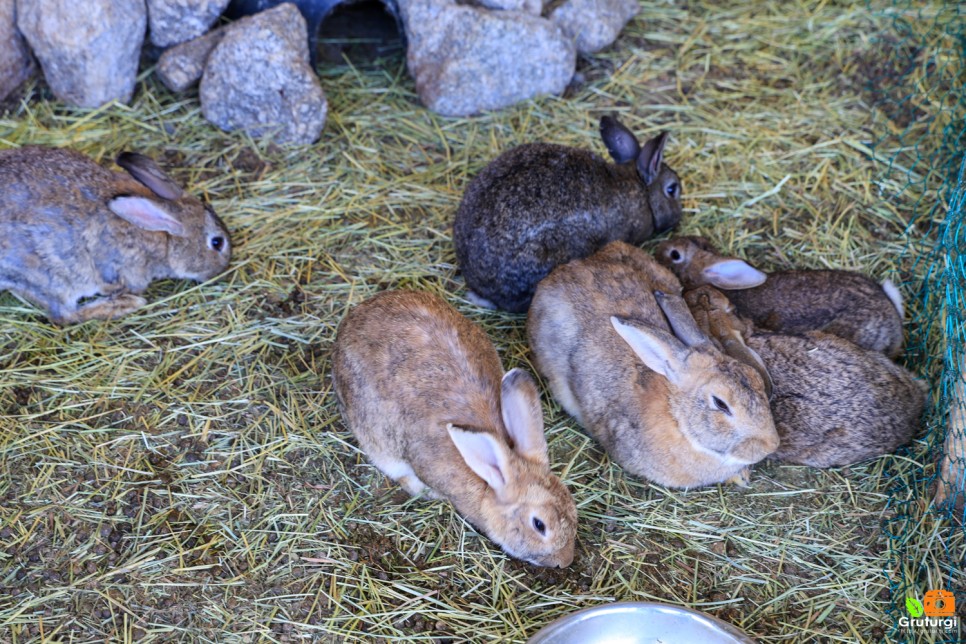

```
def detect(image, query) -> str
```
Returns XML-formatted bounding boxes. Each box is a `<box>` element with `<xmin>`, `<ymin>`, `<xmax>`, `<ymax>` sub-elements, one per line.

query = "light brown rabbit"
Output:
<box><xmin>0</xmin><ymin>146</ymin><xmax>231</xmax><ymax>324</ymax></box>
<box><xmin>331</xmin><ymin>290</ymin><xmax>577</xmax><ymax>567</ymax></box>
<box><xmin>526</xmin><ymin>241</ymin><xmax>779</xmax><ymax>488</ymax></box>
<box><xmin>654</xmin><ymin>236</ymin><xmax>905</xmax><ymax>357</ymax></box>
<box><xmin>659</xmin><ymin>286</ymin><xmax>926</xmax><ymax>468</ymax></box>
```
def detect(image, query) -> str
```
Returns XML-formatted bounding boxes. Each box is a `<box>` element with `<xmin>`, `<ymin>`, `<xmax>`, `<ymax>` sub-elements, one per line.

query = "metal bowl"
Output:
<box><xmin>527</xmin><ymin>601</ymin><xmax>757</xmax><ymax>644</ymax></box>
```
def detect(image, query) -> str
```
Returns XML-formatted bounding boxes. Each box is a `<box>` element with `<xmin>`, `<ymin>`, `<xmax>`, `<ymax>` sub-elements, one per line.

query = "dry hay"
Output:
<box><xmin>0</xmin><ymin>0</ymin><xmax>959</xmax><ymax>641</ymax></box>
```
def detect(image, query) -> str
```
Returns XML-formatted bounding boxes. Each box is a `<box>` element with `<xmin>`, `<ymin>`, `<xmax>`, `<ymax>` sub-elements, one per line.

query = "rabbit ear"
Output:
<box><xmin>654</xmin><ymin>290</ymin><xmax>713</xmax><ymax>349</ymax></box>
<box><xmin>636</xmin><ymin>131</ymin><xmax>669</xmax><ymax>185</ymax></box>
<box><xmin>702</xmin><ymin>259</ymin><xmax>767</xmax><ymax>289</ymax></box>
<box><xmin>116</xmin><ymin>152</ymin><xmax>184</xmax><ymax>201</ymax></box>
<box><xmin>109</xmin><ymin>196</ymin><xmax>187</xmax><ymax>237</ymax></box>
<box><xmin>611</xmin><ymin>316</ymin><xmax>688</xmax><ymax>386</ymax></box>
<box><xmin>599</xmin><ymin>115</ymin><xmax>641</xmax><ymax>164</ymax></box>
<box><xmin>500</xmin><ymin>368</ymin><xmax>548</xmax><ymax>466</ymax></box>
<box><xmin>448</xmin><ymin>425</ymin><xmax>513</xmax><ymax>500</ymax></box>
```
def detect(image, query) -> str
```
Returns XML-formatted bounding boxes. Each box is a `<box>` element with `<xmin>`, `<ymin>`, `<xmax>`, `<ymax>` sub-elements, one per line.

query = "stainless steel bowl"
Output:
<box><xmin>527</xmin><ymin>601</ymin><xmax>757</xmax><ymax>644</ymax></box>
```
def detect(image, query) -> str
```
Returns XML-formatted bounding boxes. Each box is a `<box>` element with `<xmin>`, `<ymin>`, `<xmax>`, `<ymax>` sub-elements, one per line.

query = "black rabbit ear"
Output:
<box><xmin>599</xmin><ymin>115</ymin><xmax>641</xmax><ymax>163</ymax></box>
<box><xmin>637</xmin><ymin>131</ymin><xmax>669</xmax><ymax>186</ymax></box>
<box><xmin>116</xmin><ymin>152</ymin><xmax>183</xmax><ymax>201</ymax></box>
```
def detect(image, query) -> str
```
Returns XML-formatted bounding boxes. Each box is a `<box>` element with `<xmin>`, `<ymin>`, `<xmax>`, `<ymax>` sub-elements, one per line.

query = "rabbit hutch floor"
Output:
<box><xmin>0</xmin><ymin>0</ymin><xmax>960</xmax><ymax>642</ymax></box>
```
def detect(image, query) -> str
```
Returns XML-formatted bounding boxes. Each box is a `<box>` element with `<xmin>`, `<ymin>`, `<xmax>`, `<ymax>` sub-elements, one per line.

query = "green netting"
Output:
<box><xmin>872</xmin><ymin>1</ymin><xmax>966</xmax><ymax>640</ymax></box>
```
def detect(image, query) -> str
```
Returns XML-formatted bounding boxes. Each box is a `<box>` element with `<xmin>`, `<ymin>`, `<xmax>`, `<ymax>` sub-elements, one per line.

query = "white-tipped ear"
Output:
<box><xmin>448</xmin><ymin>425</ymin><xmax>512</xmax><ymax>498</ymax></box>
<box><xmin>611</xmin><ymin>316</ymin><xmax>687</xmax><ymax>385</ymax></box>
<box><xmin>500</xmin><ymin>368</ymin><xmax>548</xmax><ymax>466</ymax></box>
<box><xmin>109</xmin><ymin>196</ymin><xmax>187</xmax><ymax>237</ymax></box>
<box><xmin>702</xmin><ymin>259</ymin><xmax>767</xmax><ymax>289</ymax></box>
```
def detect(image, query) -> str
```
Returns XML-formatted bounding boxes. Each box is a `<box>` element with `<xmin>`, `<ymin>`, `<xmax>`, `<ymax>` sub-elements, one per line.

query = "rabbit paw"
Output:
<box><xmin>75</xmin><ymin>293</ymin><xmax>148</xmax><ymax>322</ymax></box>
<box><xmin>725</xmin><ymin>467</ymin><xmax>752</xmax><ymax>487</ymax></box>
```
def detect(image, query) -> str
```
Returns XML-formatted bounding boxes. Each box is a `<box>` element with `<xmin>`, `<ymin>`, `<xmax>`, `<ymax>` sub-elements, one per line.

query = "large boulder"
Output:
<box><xmin>549</xmin><ymin>0</ymin><xmax>639</xmax><ymax>55</ymax></box>
<box><xmin>146</xmin><ymin>0</ymin><xmax>231</xmax><ymax>48</ymax></box>
<box><xmin>16</xmin><ymin>0</ymin><xmax>146</xmax><ymax>108</ymax></box>
<box><xmin>199</xmin><ymin>3</ymin><xmax>327</xmax><ymax>144</ymax></box>
<box><xmin>398</xmin><ymin>0</ymin><xmax>575</xmax><ymax>117</ymax></box>
<box><xmin>1</xmin><ymin>0</ymin><xmax>35</xmax><ymax>102</ymax></box>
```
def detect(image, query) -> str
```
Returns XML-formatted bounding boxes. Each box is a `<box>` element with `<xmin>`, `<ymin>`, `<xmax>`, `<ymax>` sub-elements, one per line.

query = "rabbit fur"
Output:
<box><xmin>661</xmin><ymin>285</ymin><xmax>926</xmax><ymax>468</ymax></box>
<box><xmin>655</xmin><ymin>236</ymin><xmax>905</xmax><ymax>357</ymax></box>
<box><xmin>331</xmin><ymin>289</ymin><xmax>577</xmax><ymax>567</ymax></box>
<box><xmin>526</xmin><ymin>241</ymin><xmax>778</xmax><ymax>488</ymax></box>
<box><xmin>453</xmin><ymin>115</ymin><xmax>683</xmax><ymax>313</ymax></box>
<box><xmin>0</xmin><ymin>146</ymin><xmax>231</xmax><ymax>324</ymax></box>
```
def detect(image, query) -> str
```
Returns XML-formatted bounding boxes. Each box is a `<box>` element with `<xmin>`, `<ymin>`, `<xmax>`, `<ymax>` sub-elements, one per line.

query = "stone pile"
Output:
<box><xmin>1</xmin><ymin>0</ymin><xmax>640</xmax><ymax>144</ymax></box>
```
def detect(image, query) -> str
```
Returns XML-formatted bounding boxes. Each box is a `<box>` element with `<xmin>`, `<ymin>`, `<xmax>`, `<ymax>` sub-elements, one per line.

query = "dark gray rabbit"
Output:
<box><xmin>0</xmin><ymin>146</ymin><xmax>232</xmax><ymax>324</ymax></box>
<box><xmin>453</xmin><ymin>115</ymin><xmax>683</xmax><ymax>313</ymax></box>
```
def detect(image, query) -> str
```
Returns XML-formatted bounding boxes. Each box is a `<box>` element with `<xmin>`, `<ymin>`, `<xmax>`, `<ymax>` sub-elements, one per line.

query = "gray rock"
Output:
<box><xmin>473</xmin><ymin>0</ymin><xmax>541</xmax><ymax>15</ymax></box>
<box><xmin>157</xmin><ymin>26</ymin><xmax>226</xmax><ymax>92</ymax></box>
<box><xmin>16</xmin><ymin>0</ymin><xmax>146</xmax><ymax>108</ymax></box>
<box><xmin>549</xmin><ymin>0</ymin><xmax>638</xmax><ymax>54</ymax></box>
<box><xmin>398</xmin><ymin>0</ymin><xmax>575</xmax><ymax>117</ymax></box>
<box><xmin>200</xmin><ymin>3</ymin><xmax>327</xmax><ymax>144</ymax></box>
<box><xmin>147</xmin><ymin>0</ymin><xmax>231</xmax><ymax>48</ymax></box>
<box><xmin>1</xmin><ymin>0</ymin><xmax>35</xmax><ymax>102</ymax></box>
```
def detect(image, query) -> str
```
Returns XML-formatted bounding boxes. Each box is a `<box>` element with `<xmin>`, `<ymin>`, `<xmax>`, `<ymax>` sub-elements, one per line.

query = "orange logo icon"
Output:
<box><xmin>923</xmin><ymin>590</ymin><xmax>956</xmax><ymax>617</ymax></box>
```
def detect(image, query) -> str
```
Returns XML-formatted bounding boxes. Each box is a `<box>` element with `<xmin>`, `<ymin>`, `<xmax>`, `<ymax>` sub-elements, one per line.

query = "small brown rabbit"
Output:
<box><xmin>453</xmin><ymin>115</ymin><xmax>683</xmax><ymax>313</ymax></box>
<box><xmin>654</xmin><ymin>236</ymin><xmax>905</xmax><ymax>357</ymax></box>
<box><xmin>331</xmin><ymin>290</ymin><xmax>577</xmax><ymax>567</ymax></box>
<box><xmin>658</xmin><ymin>286</ymin><xmax>925</xmax><ymax>468</ymax></box>
<box><xmin>526</xmin><ymin>241</ymin><xmax>778</xmax><ymax>488</ymax></box>
<box><xmin>0</xmin><ymin>146</ymin><xmax>232</xmax><ymax>324</ymax></box>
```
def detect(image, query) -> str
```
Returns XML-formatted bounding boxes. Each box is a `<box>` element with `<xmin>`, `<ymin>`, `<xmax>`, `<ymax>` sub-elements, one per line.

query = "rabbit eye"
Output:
<box><xmin>669</xmin><ymin>249</ymin><xmax>683</xmax><ymax>262</ymax></box>
<box><xmin>665</xmin><ymin>182</ymin><xmax>679</xmax><ymax>198</ymax></box>
<box><xmin>532</xmin><ymin>517</ymin><xmax>546</xmax><ymax>536</ymax></box>
<box><xmin>712</xmin><ymin>396</ymin><xmax>731</xmax><ymax>415</ymax></box>
<box><xmin>210</xmin><ymin>236</ymin><xmax>225</xmax><ymax>251</ymax></box>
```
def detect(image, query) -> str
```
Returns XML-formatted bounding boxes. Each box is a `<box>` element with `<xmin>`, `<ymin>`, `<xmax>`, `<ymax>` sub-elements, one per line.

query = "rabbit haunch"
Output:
<box><xmin>454</xmin><ymin>115</ymin><xmax>683</xmax><ymax>313</ymax></box>
<box><xmin>331</xmin><ymin>290</ymin><xmax>577</xmax><ymax>568</ymax></box>
<box><xmin>0</xmin><ymin>146</ymin><xmax>231</xmax><ymax>324</ymax></box>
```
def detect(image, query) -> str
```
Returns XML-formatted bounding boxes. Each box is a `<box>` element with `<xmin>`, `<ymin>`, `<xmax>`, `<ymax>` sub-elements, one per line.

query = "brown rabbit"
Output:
<box><xmin>331</xmin><ymin>290</ymin><xmax>577</xmax><ymax>567</ymax></box>
<box><xmin>658</xmin><ymin>286</ymin><xmax>925</xmax><ymax>468</ymax></box>
<box><xmin>654</xmin><ymin>236</ymin><xmax>905</xmax><ymax>357</ymax></box>
<box><xmin>526</xmin><ymin>242</ymin><xmax>778</xmax><ymax>488</ymax></box>
<box><xmin>0</xmin><ymin>146</ymin><xmax>231</xmax><ymax>324</ymax></box>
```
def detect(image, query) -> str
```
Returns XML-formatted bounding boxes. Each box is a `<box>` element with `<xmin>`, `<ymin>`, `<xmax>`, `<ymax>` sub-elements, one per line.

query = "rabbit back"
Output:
<box><xmin>748</xmin><ymin>330</ymin><xmax>924</xmax><ymax>467</ymax></box>
<box><xmin>730</xmin><ymin>271</ymin><xmax>904</xmax><ymax>358</ymax></box>
<box><xmin>454</xmin><ymin>142</ymin><xmax>676</xmax><ymax>313</ymax></box>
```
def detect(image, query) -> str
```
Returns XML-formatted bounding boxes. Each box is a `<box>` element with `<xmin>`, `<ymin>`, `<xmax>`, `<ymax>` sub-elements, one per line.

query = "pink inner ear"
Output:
<box><xmin>448</xmin><ymin>426</ymin><xmax>509</xmax><ymax>494</ymax></box>
<box><xmin>704</xmin><ymin>260</ymin><xmax>767</xmax><ymax>289</ymax></box>
<box><xmin>108</xmin><ymin>196</ymin><xmax>186</xmax><ymax>237</ymax></box>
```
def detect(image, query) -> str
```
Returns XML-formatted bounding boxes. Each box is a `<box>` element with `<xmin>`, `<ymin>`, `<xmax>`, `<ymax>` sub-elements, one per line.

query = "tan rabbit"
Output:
<box><xmin>0</xmin><ymin>146</ymin><xmax>232</xmax><ymax>324</ymax></box>
<box><xmin>659</xmin><ymin>285</ymin><xmax>925</xmax><ymax>468</ymax></box>
<box><xmin>654</xmin><ymin>236</ymin><xmax>905</xmax><ymax>357</ymax></box>
<box><xmin>331</xmin><ymin>290</ymin><xmax>577</xmax><ymax>567</ymax></box>
<box><xmin>526</xmin><ymin>241</ymin><xmax>779</xmax><ymax>488</ymax></box>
